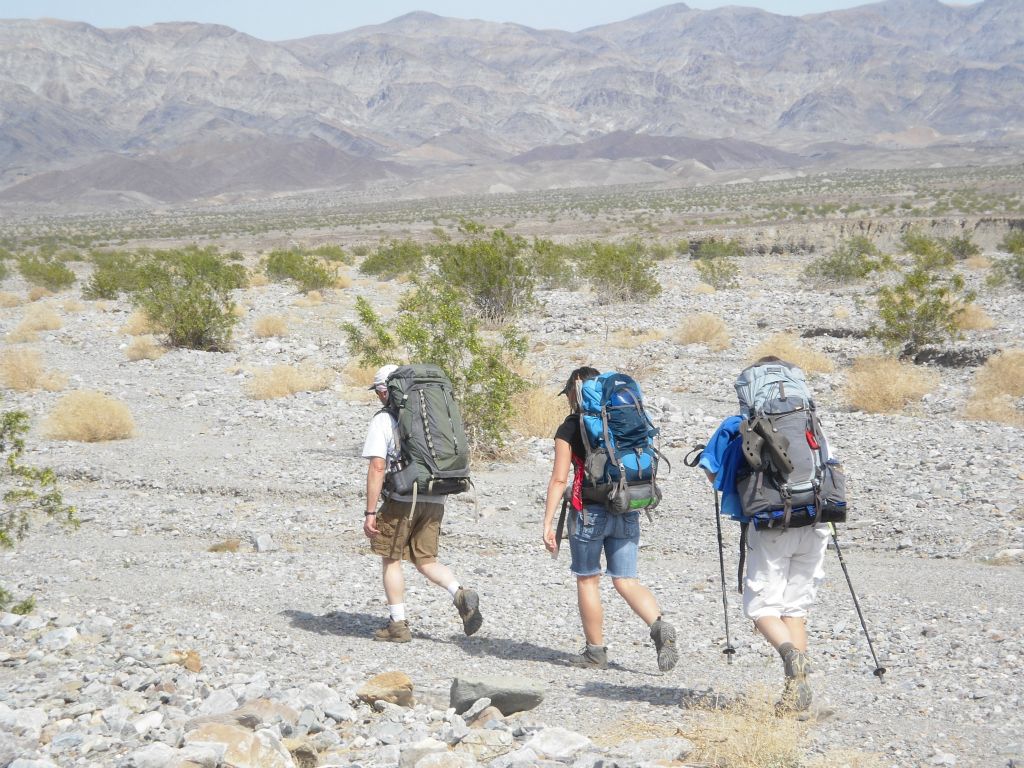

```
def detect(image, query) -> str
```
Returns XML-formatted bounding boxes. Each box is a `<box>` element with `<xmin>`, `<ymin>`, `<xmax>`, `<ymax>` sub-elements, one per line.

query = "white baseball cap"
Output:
<box><xmin>369</xmin><ymin>364</ymin><xmax>399</xmax><ymax>390</ymax></box>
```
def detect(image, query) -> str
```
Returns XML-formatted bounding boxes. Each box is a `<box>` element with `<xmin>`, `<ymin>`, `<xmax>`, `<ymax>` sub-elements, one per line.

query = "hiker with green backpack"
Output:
<box><xmin>362</xmin><ymin>364</ymin><xmax>482</xmax><ymax>643</ymax></box>
<box><xmin>541</xmin><ymin>366</ymin><xmax>678</xmax><ymax>672</ymax></box>
<box><xmin>697</xmin><ymin>356</ymin><xmax>848</xmax><ymax>711</ymax></box>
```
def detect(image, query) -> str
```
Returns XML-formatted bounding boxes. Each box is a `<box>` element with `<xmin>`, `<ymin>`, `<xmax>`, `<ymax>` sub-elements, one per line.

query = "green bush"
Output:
<box><xmin>528</xmin><ymin>238</ymin><xmax>581</xmax><ymax>290</ymax></box>
<box><xmin>311</xmin><ymin>244</ymin><xmax>353</xmax><ymax>264</ymax></box>
<box><xmin>901</xmin><ymin>232</ymin><xmax>954</xmax><ymax>272</ymax></box>
<box><xmin>83</xmin><ymin>250</ymin><xmax>147</xmax><ymax>299</ymax></box>
<box><xmin>675</xmin><ymin>240</ymin><xmax>691</xmax><ymax>257</ymax></box>
<box><xmin>988</xmin><ymin>231</ymin><xmax>1024</xmax><ymax>290</ymax></box>
<box><xmin>17</xmin><ymin>256</ymin><xmax>76</xmax><ymax>291</ymax></box>
<box><xmin>432</xmin><ymin>228</ymin><xmax>535</xmax><ymax>321</ymax></box>
<box><xmin>359</xmin><ymin>239</ymin><xmax>426</xmax><ymax>280</ymax></box>
<box><xmin>803</xmin><ymin>236</ymin><xmax>893</xmax><ymax>284</ymax></box>
<box><xmin>343</xmin><ymin>283</ymin><xmax>526</xmax><ymax>452</ymax></box>
<box><xmin>870</xmin><ymin>248</ymin><xmax>975</xmax><ymax>356</ymax></box>
<box><xmin>133</xmin><ymin>249</ymin><xmax>240</xmax><ymax>351</ymax></box>
<box><xmin>694</xmin><ymin>255</ymin><xmax>739</xmax><ymax>289</ymax></box>
<box><xmin>695</xmin><ymin>239</ymin><xmax>745</xmax><ymax>260</ymax></box>
<box><xmin>264</xmin><ymin>249</ymin><xmax>335</xmax><ymax>293</ymax></box>
<box><xmin>578</xmin><ymin>240</ymin><xmax>662</xmax><ymax>301</ymax></box>
<box><xmin>942</xmin><ymin>235</ymin><xmax>980</xmax><ymax>260</ymax></box>
<box><xmin>648</xmin><ymin>242</ymin><xmax>675</xmax><ymax>261</ymax></box>
<box><xmin>1</xmin><ymin>402</ymin><xmax>76</xmax><ymax>610</ymax></box>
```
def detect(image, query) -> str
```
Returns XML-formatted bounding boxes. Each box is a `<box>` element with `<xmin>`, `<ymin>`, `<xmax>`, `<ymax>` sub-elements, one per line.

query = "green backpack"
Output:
<box><xmin>382</xmin><ymin>364</ymin><xmax>472</xmax><ymax>497</ymax></box>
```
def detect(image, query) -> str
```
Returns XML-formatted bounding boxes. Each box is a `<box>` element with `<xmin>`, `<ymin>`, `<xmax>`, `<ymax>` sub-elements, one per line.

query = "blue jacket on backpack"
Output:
<box><xmin>697</xmin><ymin>416</ymin><xmax>747</xmax><ymax>522</ymax></box>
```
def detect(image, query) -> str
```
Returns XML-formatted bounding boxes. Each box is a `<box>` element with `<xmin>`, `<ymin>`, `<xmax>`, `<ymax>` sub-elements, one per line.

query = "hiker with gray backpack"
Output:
<box><xmin>362</xmin><ymin>364</ymin><xmax>483</xmax><ymax>643</ymax></box>
<box><xmin>695</xmin><ymin>356</ymin><xmax>848</xmax><ymax>712</ymax></box>
<box><xmin>541</xmin><ymin>366</ymin><xmax>678</xmax><ymax>672</ymax></box>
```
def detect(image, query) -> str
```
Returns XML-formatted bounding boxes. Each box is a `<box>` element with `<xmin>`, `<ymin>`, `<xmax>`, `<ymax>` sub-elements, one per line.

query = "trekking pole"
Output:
<box><xmin>713</xmin><ymin>489</ymin><xmax>737</xmax><ymax>664</ymax></box>
<box><xmin>829</xmin><ymin>522</ymin><xmax>886</xmax><ymax>683</ymax></box>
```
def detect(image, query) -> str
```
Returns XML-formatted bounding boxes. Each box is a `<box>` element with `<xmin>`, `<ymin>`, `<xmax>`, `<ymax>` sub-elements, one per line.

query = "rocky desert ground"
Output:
<box><xmin>1</xmin><ymin>176</ymin><xmax>1023</xmax><ymax>768</ymax></box>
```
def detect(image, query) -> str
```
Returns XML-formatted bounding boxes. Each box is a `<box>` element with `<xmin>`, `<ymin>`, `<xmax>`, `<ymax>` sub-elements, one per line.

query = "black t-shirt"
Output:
<box><xmin>554</xmin><ymin>414</ymin><xmax>586</xmax><ymax>459</ymax></box>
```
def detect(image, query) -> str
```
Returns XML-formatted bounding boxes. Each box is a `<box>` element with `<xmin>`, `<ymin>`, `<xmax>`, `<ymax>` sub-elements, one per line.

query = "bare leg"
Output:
<box><xmin>414</xmin><ymin>560</ymin><xmax>458</xmax><ymax>592</ymax></box>
<box><xmin>381</xmin><ymin>558</ymin><xmax>405</xmax><ymax>605</ymax></box>
<box><xmin>611</xmin><ymin>578</ymin><xmax>661</xmax><ymax>626</ymax></box>
<box><xmin>753</xmin><ymin>616</ymin><xmax>793</xmax><ymax>652</ymax></box>
<box><xmin>576</xmin><ymin>575</ymin><xmax>604</xmax><ymax>645</ymax></box>
<box><xmin>782</xmin><ymin>616</ymin><xmax>807</xmax><ymax>652</ymax></box>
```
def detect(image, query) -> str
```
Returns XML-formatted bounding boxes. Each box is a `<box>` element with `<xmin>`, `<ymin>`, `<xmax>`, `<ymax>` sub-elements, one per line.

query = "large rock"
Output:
<box><xmin>357</xmin><ymin>672</ymin><xmax>414</xmax><ymax>707</ymax></box>
<box><xmin>398</xmin><ymin>737</ymin><xmax>448</xmax><ymax>768</ymax></box>
<box><xmin>124</xmin><ymin>742</ymin><xmax>178</xmax><ymax>768</ymax></box>
<box><xmin>449</xmin><ymin>676</ymin><xmax>544</xmax><ymax>716</ymax></box>
<box><xmin>524</xmin><ymin>727</ymin><xmax>591</xmax><ymax>761</ymax></box>
<box><xmin>185</xmin><ymin>722</ymin><xmax>296</xmax><ymax>768</ymax></box>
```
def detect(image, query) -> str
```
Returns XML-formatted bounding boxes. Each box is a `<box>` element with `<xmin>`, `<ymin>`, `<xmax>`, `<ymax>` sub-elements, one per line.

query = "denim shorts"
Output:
<box><xmin>568</xmin><ymin>505</ymin><xmax>640</xmax><ymax>579</ymax></box>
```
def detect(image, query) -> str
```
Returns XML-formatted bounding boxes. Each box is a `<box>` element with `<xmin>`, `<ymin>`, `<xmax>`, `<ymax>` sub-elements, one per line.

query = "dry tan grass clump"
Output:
<box><xmin>247</xmin><ymin>364</ymin><xmax>333</xmax><ymax>399</ymax></box>
<box><xmin>126</xmin><ymin>336</ymin><xmax>165</xmax><ymax>362</ymax></box>
<box><xmin>44</xmin><ymin>391</ymin><xmax>135</xmax><ymax>442</ymax></box>
<box><xmin>610</xmin><ymin>328</ymin><xmax>666</xmax><ymax>348</ymax></box>
<box><xmin>28</xmin><ymin>286</ymin><xmax>54</xmax><ymax>302</ymax></box>
<box><xmin>964</xmin><ymin>350</ymin><xmax>1024</xmax><ymax>426</ymax></box>
<box><xmin>683</xmin><ymin>687</ymin><xmax>804</xmax><ymax>768</ymax></box>
<box><xmin>675</xmin><ymin>313</ymin><xmax>731</xmax><ymax>351</ymax></box>
<box><xmin>844</xmin><ymin>356</ymin><xmax>936</xmax><ymax>414</ymax></box>
<box><xmin>294</xmin><ymin>290</ymin><xmax>324</xmax><ymax>307</ymax></box>
<box><xmin>208</xmin><ymin>538</ymin><xmax>241</xmax><ymax>553</ymax></box>
<box><xmin>750</xmin><ymin>333</ymin><xmax>834</xmax><ymax>374</ymax></box>
<box><xmin>122</xmin><ymin>310</ymin><xmax>158</xmax><ymax>336</ymax></box>
<box><xmin>334</xmin><ymin>271</ymin><xmax>353</xmax><ymax>289</ymax></box>
<box><xmin>1</xmin><ymin>349</ymin><xmax>66</xmax><ymax>392</ymax></box>
<box><xmin>0</xmin><ymin>291</ymin><xmax>25</xmax><ymax>308</ymax></box>
<box><xmin>954</xmin><ymin>303</ymin><xmax>995</xmax><ymax>331</ymax></box>
<box><xmin>61</xmin><ymin>298</ymin><xmax>86</xmax><ymax>313</ymax></box>
<box><xmin>253</xmin><ymin>315</ymin><xmax>289</xmax><ymax>338</ymax></box>
<box><xmin>511</xmin><ymin>387</ymin><xmax>566</xmax><ymax>438</ymax></box>
<box><xmin>964</xmin><ymin>254</ymin><xmax>991</xmax><ymax>270</ymax></box>
<box><xmin>231</xmin><ymin>303</ymin><xmax>248</xmax><ymax>319</ymax></box>
<box><xmin>833</xmin><ymin>306</ymin><xmax>851</xmax><ymax>320</ymax></box>
<box><xmin>8</xmin><ymin>303</ymin><xmax>63</xmax><ymax>342</ymax></box>
<box><xmin>343</xmin><ymin>360</ymin><xmax>377</xmax><ymax>389</ymax></box>
<box><xmin>247</xmin><ymin>270</ymin><xmax>270</xmax><ymax>287</ymax></box>
<box><xmin>693</xmin><ymin>282</ymin><xmax>716</xmax><ymax>295</ymax></box>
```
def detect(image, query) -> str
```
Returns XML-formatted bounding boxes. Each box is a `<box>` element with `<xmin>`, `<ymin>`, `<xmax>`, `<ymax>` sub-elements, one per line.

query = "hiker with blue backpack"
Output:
<box><xmin>697</xmin><ymin>356</ymin><xmax>848</xmax><ymax>711</ymax></box>
<box><xmin>541</xmin><ymin>366</ymin><xmax>678</xmax><ymax>672</ymax></box>
<box><xmin>362</xmin><ymin>364</ymin><xmax>482</xmax><ymax>643</ymax></box>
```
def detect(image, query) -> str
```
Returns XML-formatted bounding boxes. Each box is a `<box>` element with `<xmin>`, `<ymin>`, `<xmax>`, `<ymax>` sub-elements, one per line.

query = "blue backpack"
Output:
<box><xmin>577</xmin><ymin>372</ymin><xmax>663</xmax><ymax>513</ymax></box>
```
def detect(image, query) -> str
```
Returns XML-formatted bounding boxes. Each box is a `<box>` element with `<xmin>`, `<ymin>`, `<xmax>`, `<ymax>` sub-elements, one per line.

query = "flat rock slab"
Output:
<box><xmin>450</xmin><ymin>676</ymin><xmax>544</xmax><ymax>716</ymax></box>
<box><xmin>358</xmin><ymin>671</ymin><xmax>414</xmax><ymax>707</ymax></box>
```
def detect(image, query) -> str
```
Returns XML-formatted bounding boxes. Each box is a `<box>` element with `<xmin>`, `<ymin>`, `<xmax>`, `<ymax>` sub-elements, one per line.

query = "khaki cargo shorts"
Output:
<box><xmin>370</xmin><ymin>498</ymin><xmax>445</xmax><ymax>564</ymax></box>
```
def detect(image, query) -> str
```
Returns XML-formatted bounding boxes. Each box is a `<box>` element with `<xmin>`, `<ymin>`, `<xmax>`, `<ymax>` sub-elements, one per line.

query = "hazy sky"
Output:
<box><xmin>0</xmin><ymin>0</ymin><xmax>953</xmax><ymax>40</ymax></box>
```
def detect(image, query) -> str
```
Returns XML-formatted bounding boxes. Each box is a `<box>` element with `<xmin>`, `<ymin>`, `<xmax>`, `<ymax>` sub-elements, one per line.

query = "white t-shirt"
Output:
<box><xmin>362</xmin><ymin>410</ymin><xmax>445</xmax><ymax>503</ymax></box>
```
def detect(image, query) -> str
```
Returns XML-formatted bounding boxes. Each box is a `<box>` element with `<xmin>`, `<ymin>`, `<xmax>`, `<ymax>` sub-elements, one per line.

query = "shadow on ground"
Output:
<box><xmin>577</xmin><ymin>681</ymin><xmax>729</xmax><ymax>709</ymax></box>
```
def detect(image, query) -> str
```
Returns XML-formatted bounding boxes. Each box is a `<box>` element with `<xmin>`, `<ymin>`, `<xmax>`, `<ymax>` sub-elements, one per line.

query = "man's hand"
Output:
<box><xmin>363</xmin><ymin>513</ymin><xmax>379</xmax><ymax>538</ymax></box>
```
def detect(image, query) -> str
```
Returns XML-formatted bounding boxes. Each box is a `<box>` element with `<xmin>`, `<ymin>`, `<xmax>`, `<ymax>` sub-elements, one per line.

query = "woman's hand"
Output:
<box><xmin>543</xmin><ymin>524</ymin><xmax>557</xmax><ymax>554</ymax></box>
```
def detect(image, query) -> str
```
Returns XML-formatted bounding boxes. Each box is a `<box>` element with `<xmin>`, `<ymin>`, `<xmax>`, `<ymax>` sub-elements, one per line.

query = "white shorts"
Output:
<box><xmin>743</xmin><ymin>524</ymin><xmax>829</xmax><ymax>620</ymax></box>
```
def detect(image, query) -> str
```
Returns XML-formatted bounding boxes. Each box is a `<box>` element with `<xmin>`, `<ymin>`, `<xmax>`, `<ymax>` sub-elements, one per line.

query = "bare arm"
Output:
<box><xmin>363</xmin><ymin>457</ymin><xmax>386</xmax><ymax>537</ymax></box>
<box><xmin>542</xmin><ymin>438</ymin><xmax>573</xmax><ymax>553</ymax></box>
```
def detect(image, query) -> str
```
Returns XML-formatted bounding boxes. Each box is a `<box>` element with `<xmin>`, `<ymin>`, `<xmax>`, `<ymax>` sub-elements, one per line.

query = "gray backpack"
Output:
<box><xmin>381</xmin><ymin>364</ymin><xmax>472</xmax><ymax>497</ymax></box>
<box><xmin>734</xmin><ymin>361</ymin><xmax>846</xmax><ymax>528</ymax></box>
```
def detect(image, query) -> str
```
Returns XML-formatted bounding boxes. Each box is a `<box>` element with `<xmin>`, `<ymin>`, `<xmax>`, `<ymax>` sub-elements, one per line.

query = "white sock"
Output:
<box><xmin>446</xmin><ymin>582</ymin><xmax>461</xmax><ymax>599</ymax></box>
<box><xmin>388</xmin><ymin>603</ymin><xmax>406</xmax><ymax>622</ymax></box>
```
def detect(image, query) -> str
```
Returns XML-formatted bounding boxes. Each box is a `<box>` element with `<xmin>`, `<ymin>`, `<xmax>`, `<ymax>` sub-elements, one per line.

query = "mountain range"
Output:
<box><xmin>1</xmin><ymin>0</ymin><xmax>1022</xmax><ymax>207</ymax></box>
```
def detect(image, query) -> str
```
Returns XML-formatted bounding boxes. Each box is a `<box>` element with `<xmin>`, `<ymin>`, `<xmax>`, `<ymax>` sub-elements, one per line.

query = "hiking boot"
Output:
<box><xmin>453</xmin><ymin>587</ymin><xmax>483</xmax><ymax>636</ymax></box>
<box><xmin>779</xmin><ymin>649</ymin><xmax>813</xmax><ymax>712</ymax></box>
<box><xmin>372</xmin><ymin>619</ymin><xmax>412</xmax><ymax>643</ymax></box>
<box><xmin>649</xmin><ymin>618</ymin><xmax>678</xmax><ymax>672</ymax></box>
<box><xmin>570</xmin><ymin>644</ymin><xmax>608</xmax><ymax>669</ymax></box>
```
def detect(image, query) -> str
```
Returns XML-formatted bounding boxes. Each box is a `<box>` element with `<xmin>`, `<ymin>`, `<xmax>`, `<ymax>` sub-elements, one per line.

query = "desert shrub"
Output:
<box><xmin>264</xmin><ymin>249</ymin><xmax>336</xmax><ymax>293</ymax></box>
<box><xmin>964</xmin><ymin>254</ymin><xmax>991</xmax><ymax>270</ymax></box>
<box><xmin>0</xmin><ymin>260</ymin><xmax>8</xmax><ymax>282</ymax></box>
<box><xmin>133</xmin><ymin>253</ymin><xmax>238</xmax><ymax>351</ymax></box>
<box><xmin>342</xmin><ymin>360</ymin><xmax>377</xmax><ymax>391</ymax></box>
<box><xmin>311</xmin><ymin>244</ymin><xmax>353</xmax><ymax>264</ymax></box>
<box><xmin>528</xmin><ymin>238</ymin><xmax>580</xmax><ymax>290</ymax></box>
<box><xmin>44</xmin><ymin>391</ymin><xmax>135</xmax><ymax>442</ymax></box>
<box><xmin>122</xmin><ymin>310</ymin><xmax>158</xmax><ymax>336</ymax></box>
<box><xmin>334</xmin><ymin>271</ymin><xmax>353</xmax><ymax>289</ymax></box>
<box><xmin>696</xmin><ymin>239</ymin><xmax>745</xmax><ymax>260</ymax></box>
<box><xmin>901</xmin><ymin>232</ymin><xmax>954</xmax><ymax>271</ymax></box>
<box><xmin>343</xmin><ymin>282</ymin><xmax>527</xmax><ymax>451</ymax></box>
<box><xmin>998</xmin><ymin>230</ymin><xmax>1024</xmax><ymax>254</ymax></box>
<box><xmin>693</xmin><ymin>239</ymin><xmax>742</xmax><ymax>290</ymax></box>
<box><xmin>1</xmin><ymin>350</ymin><xmax>66</xmax><ymax>391</ymax></box>
<box><xmin>359</xmin><ymin>239</ymin><xmax>426</xmax><ymax>280</ymax></box>
<box><xmin>988</xmin><ymin>231</ymin><xmax>1024</xmax><ymax>289</ymax></box>
<box><xmin>432</xmin><ymin>228</ymin><xmax>535</xmax><ymax>321</ymax></box>
<box><xmin>871</xmin><ymin>245</ymin><xmax>974</xmax><ymax>356</ymax></box>
<box><xmin>578</xmin><ymin>240</ymin><xmax>661</xmax><ymax>302</ymax></box>
<box><xmin>943</xmin><ymin>235</ymin><xmax>980</xmax><ymax>261</ymax></box>
<box><xmin>511</xmin><ymin>387</ymin><xmax>566</xmax><ymax>438</ymax></box>
<box><xmin>804</xmin><ymin>236</ymin><xmax>892</xmax><ymax>284</ymax></box>
<box><xmin>750</xmin><ymin>333</ymin><xmax>834</xmax><ymax>374</ymax></box>
<box><xmin>610</xmin><ymin>328</ymin><xmax>665</xmax><ymax>348</ymax></box>
<box><xmin>648</xmin><ymin>242</ymin><xmax>675</xmax><ymax>261</ymax></box>
<box><xmin>17</xmin><ymin>256</ymin><xmax>75</xmax><ymax>291</ymax></box>
<box><xmin>247</xmin><ymin>270</ymin><xmax>270</xmax><ymax>287</ymax></box>
<box><xmin>0</xmin><ymin>292</ymin><xmax>23</xmax><ymax>308</ymax></box>
<box><xmin>294</xmin><ymin>290</ymin><xmax>323</xmax><ymax>307</ymax></box>
<box><xmin>675</xmin><ymin>239</ymin><xmax>691</xmax><ymax>257</ymax></box>
<box><xmin>8</xmin><ymin>304</ymin><xmax>62</xmax><ymax>343</ymax></box>
<box><xmin>1</xmin><ymin>400</ymin><xmax>76</xmax><ymax>608</ymax></box>
<box><xmin>84</xmin><ymin>251</ymin><xmax>146</xmax><ymax>299</ymax></box>
<box><xmin>27</xmin><ymin>286</ymin><xmax>53</xmax><ymax>302</ymax></box>
<box><xmin>954</xmin><ymin>303</ymin><xmax>995</xmax><ymax>331</ymax></box>
<box><xmin>246</xmin><ymin>364</ymin><xmax>332</xmax><ymax>399</ymax></box>
<box><xmin>253</xmin><ymin>315</ymin><xmax>289</xmax><ymax>337</ymax></box>
<box><xmin>125</xmin><ymin>336</ymin><xmax>165</xmax><ymax>361</ymax></box>
<box><xmin>844</xmin><ymin>356</ymin><xmax>936</xmax><ymax>413</ymax></box>
<box><xmin>964</xmin><ymin>350</ymin><xmax>1024</xmax><ymax>426</ymax></box>
<box><xmin>675</xmin><ymin>313</ymin><xmax>730</xmax><ymax>351</ymax></box>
